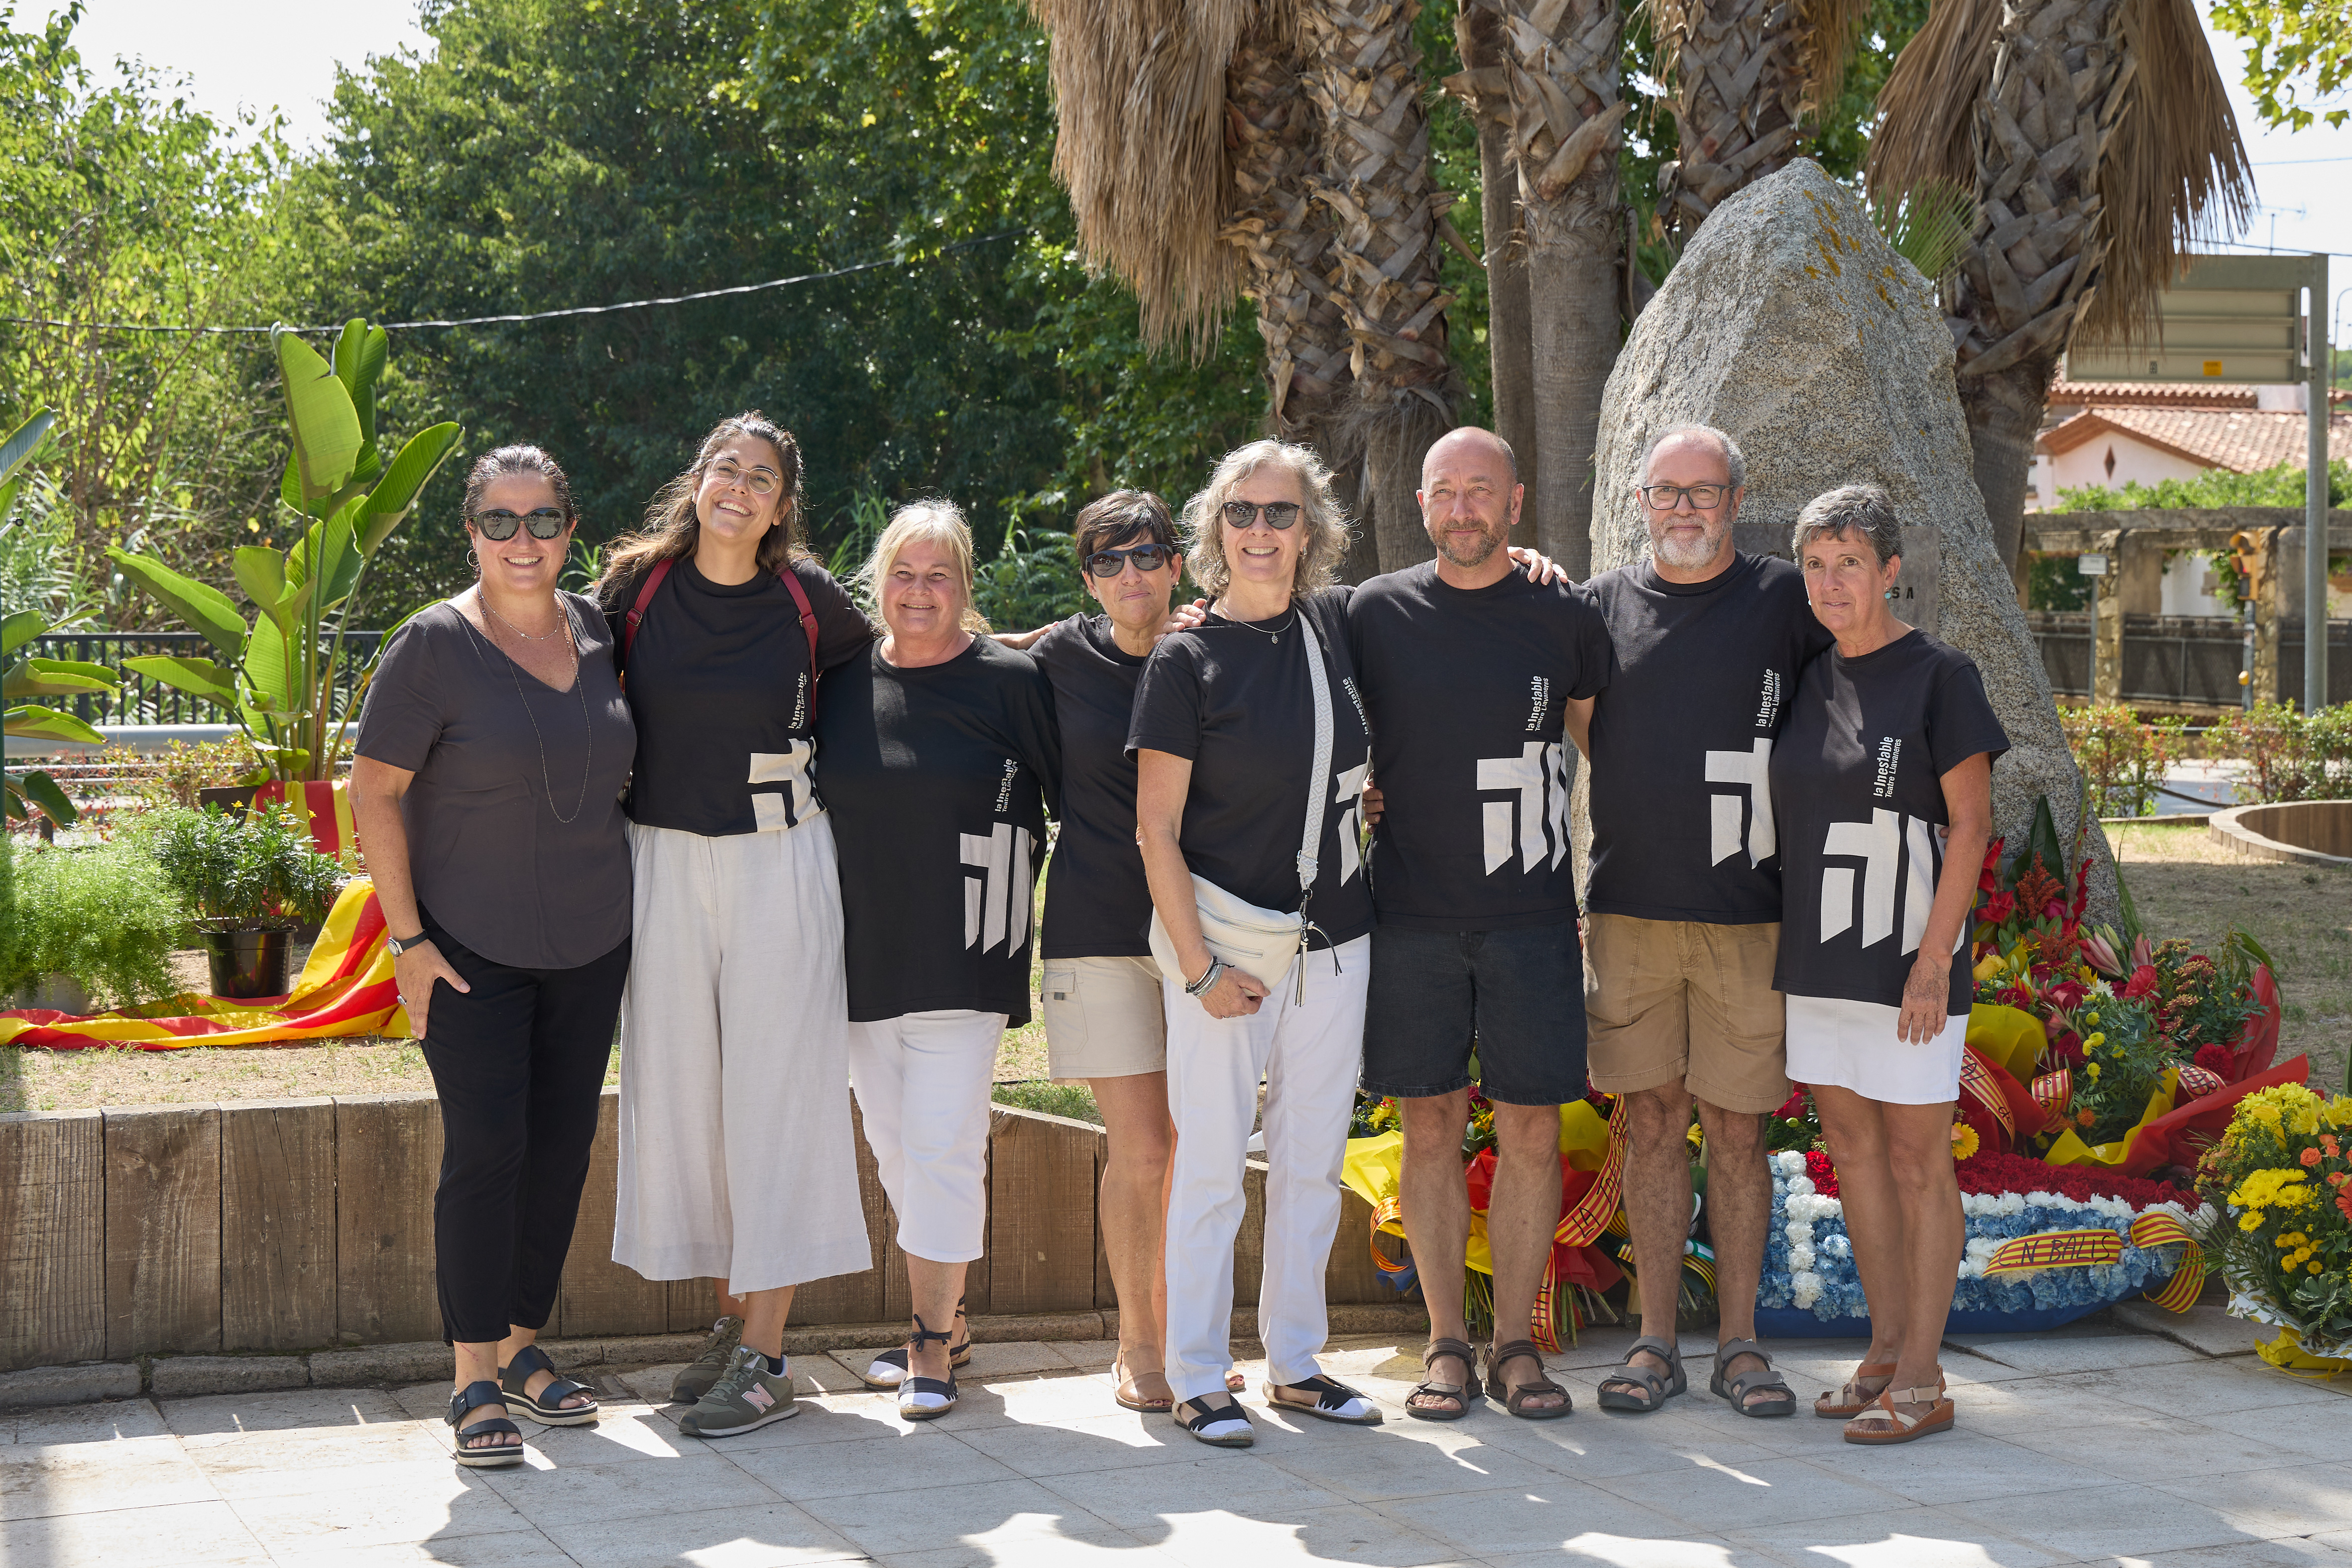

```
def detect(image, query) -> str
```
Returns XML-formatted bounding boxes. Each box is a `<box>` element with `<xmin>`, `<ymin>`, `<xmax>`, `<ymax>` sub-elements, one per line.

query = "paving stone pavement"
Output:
<box><xmin>5</xmin><ymin>1324</ymin><xmax>2350</xmax><ymax>1567</ymax></box>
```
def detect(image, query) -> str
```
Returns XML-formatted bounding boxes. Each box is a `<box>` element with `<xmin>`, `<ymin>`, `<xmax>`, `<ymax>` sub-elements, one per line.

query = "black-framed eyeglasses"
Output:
<box><xmin>1085</xmin><ymin>542</ymin><xmax>1176</xmax><ymax>577</ymax></box>
<box><xmin>470</xmin><ymin>508</ymin><xmax>570</xmax><ymax>540</ymax></box>
<box><xmin>708</xmin><ymin>459</ymin><xmax>779</xmax><ymax>495</ymax></box>
<box><xmin>1638</xmin><ymin>482</ymin><xmax>1731</xmax><ymax>511</ymax></box>
<box><xmin>1221</xmin><ymin>500</ymin><xmax>1302</xmax><ymax>530</ymax></box>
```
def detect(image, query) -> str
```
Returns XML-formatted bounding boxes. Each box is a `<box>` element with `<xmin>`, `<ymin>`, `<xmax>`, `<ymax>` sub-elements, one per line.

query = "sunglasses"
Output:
<box><xmin>1638</xmin><ymin>482</ymin><xmax>1731</xmax><ymax>511</ymax></box>
<box><xmin>1222</xmin><ymin>500</ymin><xmax>1302</xmax><ymax>530</ymax></box>
<box><xmin>471</xmin><ymin>508</ymin><xmax>570</xmax><ymax>541</ymax></box>
<box><xmin>708</xmin><ymin>459</ymin><xmax>779</xmax><ymax>495</ymax></box>
<box><xmin>1085</xmin><ymin>543</ymin><xmax>1176</xmax><ymax>577</ymax></box>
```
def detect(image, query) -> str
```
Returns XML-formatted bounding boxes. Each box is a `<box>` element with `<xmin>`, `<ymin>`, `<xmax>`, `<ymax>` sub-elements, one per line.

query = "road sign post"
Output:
<box><xmin>2080</xmin><ymin>553</ymin><xmax>2108</xmax><ymax>700</ymax></box>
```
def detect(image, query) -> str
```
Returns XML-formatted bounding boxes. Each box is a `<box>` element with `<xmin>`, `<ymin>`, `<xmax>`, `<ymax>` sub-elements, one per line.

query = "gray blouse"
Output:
<box><xmin>355</xmin><ymin>594</ymin><xmax>635</xmax><ymax>970</ymax></box>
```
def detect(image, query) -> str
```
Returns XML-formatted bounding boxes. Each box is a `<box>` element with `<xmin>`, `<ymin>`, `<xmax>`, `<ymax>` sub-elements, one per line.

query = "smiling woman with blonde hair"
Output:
<box><xmin>815</xmin><ymin>498</ymin><xmax>1060</xmax><ymax>1421</ymax></box>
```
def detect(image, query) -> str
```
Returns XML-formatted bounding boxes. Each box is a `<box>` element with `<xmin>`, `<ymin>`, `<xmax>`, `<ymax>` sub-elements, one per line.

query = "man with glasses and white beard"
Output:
<box><xmin>1577</xmin><ymin>425</ymin><xmax>1833</xmax><ymax>1420</ymax></box>
<box><xmin>1346</xmin><ymin>427</ymin><xmax>1612</xmax><ymax>1421</ymax></box>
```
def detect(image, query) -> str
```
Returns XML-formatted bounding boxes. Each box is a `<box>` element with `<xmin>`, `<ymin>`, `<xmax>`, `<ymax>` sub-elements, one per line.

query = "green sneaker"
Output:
<box><xmin>670</xmin><ymin>1315</ymin><xmax>744</xmax><ymax>1404</ymax></box>
<box><xmin>679</xmin><ymin>1344</ymin><xmax>798</xmax><ymax>1438</ymax></box>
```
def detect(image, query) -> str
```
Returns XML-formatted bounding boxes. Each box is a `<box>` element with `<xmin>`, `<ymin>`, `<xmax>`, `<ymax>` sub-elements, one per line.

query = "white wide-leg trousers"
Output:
<box><xmin>612</xmin><ymin>818</ymin><xmax>869</xmax><ymax>1294</ymax></box>
<box><xmin>1162</xmin><ymin>934</ymin><xmax>1371</xmax><ymax>1404</ymax></box>
<box><xmin>846</xmin><ymin>1009</ymin><xmax>1004</xmax><ymax>1264</ymax></box>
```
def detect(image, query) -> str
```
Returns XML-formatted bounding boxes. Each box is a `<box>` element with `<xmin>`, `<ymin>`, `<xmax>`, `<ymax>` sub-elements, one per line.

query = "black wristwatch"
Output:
<box><xmin>385</xmin><ymin>931</ymin><xmax>428</xmax><ymax>956</ymax></box>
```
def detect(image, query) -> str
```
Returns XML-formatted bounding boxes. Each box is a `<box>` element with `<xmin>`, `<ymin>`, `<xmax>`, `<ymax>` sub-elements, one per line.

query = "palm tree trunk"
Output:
<box><xmin>1299</xmin><ymin>0</ymin><xmax>1458</xmax><ymax>574</ymax></box>
<box><xmin>1474</xmin><ymin>0</ymin><xmax>1627</xmax><ymax>579</ymax></box>
<box><xmin>1446</xmin><ymin>6</ymin><xmax>1538</xmax><ymax>548</ymax></box>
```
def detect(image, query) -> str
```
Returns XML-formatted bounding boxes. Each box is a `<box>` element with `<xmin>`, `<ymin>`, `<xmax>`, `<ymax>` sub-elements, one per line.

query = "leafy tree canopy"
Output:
<box><xmin>2211</xmin><ymin>0</ymin><xmax>2351</xmax><ymax>129</ymax></box>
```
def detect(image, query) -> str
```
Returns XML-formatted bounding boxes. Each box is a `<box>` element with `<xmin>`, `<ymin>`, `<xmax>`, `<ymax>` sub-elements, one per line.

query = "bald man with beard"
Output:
<box><xmin>1345</xmin><ymin>427</ymin><xmax>1612</xmax><ymax>1422</ymax></box>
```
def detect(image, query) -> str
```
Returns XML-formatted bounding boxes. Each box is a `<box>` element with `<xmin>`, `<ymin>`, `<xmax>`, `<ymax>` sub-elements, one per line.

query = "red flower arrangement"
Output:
<box><xmin>1798</xmin><ymin>1146</ymin><xmax>2190</xmax><ymax>1210</ymax></box>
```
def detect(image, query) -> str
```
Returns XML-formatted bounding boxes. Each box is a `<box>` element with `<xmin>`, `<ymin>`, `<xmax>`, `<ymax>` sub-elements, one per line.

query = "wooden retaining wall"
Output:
<box><xmin>0</xmin><ymin>1090</ymin><xmax>1392</xmax><ymax>1371</ymax></box>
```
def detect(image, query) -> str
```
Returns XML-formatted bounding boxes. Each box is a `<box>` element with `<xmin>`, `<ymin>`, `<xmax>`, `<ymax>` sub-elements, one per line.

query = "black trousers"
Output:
<box><xmin>417</xmin><ymin>912</ymin><xmax>631</xmax><ymax>1346</ymax></box>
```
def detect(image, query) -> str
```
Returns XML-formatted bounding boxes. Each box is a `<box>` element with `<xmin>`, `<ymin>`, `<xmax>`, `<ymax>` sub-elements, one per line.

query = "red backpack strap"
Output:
<box><xmin>620</xmin><ymin>558</ymin><xmax>677</xmax><ymax>667</ymax></box>
<box><xmin>777</xmin><ymin>560</ymin><xmax>821</xmax><ymax>676</ymax></box>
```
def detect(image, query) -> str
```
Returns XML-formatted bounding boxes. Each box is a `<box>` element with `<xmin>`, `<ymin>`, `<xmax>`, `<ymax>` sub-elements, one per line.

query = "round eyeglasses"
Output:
<box><xmin>471</xmin><ymin>508</ymin><xmax>570</xmax><ymax>541</ymax></box>
<box><xmin>1221</xmin><ymin>500</ymin><xmax>1302</xmax><ymax>530</ymax></box>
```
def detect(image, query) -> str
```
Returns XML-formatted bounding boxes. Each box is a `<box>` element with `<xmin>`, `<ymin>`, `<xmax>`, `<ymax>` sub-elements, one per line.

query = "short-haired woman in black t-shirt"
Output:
<box><xmin>1767</xmin><ymin>483</ymin><xmax>2007</xmax><ymax>1448</ymax></box>
<box><xmin>1032</xmin><ymin>491</ymin><xmax>1188</xmax><ymax>1414</ymax></box>
<box><xmin>352</xmin><ymin>446</ymin><xmax>635</xmax><ymax>1465</ymax></box>
<box><xmin>593</xmin><ymin>414</ymin><xmax>877</xmax><ymax>1440</ymax></box>
<box><xmin>1131</xmin><ymin>440</ymin><xmax>1380</xmax><ymax>1446</ymax></box>
<box><xmin>817</xmin><ymin>500</ymin><xmax>1061</xmax><ymax>1421</ymax></box>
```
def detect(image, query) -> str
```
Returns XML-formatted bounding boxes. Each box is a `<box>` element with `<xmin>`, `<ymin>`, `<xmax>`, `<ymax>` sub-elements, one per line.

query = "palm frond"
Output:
<box><xmin>1870</xmin><ymin>176</ymin><xmax>1980</xmax><ymax>282</ymax></box>
<box><xmin>1865</xmin><ymin>0</ymin><xmax>2002</xmax><ymax>201</ymax></box>
<box><xmin>1030</xmin><ymin>0</ymin><xmax>1269</xmax><ymax>354</ymax></box>
<box><xmin>2071</xmin><ymin>0</ymin><xmax>2254</xmax><ymax>348</ymax></box>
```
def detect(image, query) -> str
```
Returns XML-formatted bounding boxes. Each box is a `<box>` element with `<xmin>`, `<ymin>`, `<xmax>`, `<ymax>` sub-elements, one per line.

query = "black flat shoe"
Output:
<box><xmin>447</xmin><ymin>1380</ymin><xmax>526</xmax><ymax>1468</ymax></box>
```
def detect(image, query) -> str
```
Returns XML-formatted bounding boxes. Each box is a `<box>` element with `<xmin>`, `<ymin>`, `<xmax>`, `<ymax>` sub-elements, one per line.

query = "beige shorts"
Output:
<box><xmin>1583</xmin><ymin>913</ymin><xmax>1789</xmax><ymax>1114</ymax></box>
<box><xmin>1041</xmin><ymin>954</ymin><xmax>1168</xmax><ymax>1080</ymax></box>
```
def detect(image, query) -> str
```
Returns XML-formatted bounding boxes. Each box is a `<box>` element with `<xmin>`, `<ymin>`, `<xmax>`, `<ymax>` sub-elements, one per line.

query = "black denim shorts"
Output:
<box><xmin>1361</xmin><ymin>920</ymin><xmax>1589</xmax><ymax>1106</ymax></box>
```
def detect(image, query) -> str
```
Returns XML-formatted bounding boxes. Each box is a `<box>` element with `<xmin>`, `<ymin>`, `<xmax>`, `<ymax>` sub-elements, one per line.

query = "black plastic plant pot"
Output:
<box><xmin>203</xmin><ymin>928</ymin><xmax>292</xmax><ymax>1000</ymax></box>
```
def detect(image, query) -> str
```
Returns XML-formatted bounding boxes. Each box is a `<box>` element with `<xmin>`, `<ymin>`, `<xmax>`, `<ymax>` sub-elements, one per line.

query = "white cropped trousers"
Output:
<box><xmin>611</xmin><ymin>818</ymin><xmax>869</xmax><ymax>1294</ymax></box>
<box><xmin>1162</xmin><ymin>935</ymin><xmax>1371</xmax><ymax>1404</ymax></box>
<box><xmin>846</xmin><ymin>1009</ymin><xmax>1004</xmax><ymax>1263</ymax></box>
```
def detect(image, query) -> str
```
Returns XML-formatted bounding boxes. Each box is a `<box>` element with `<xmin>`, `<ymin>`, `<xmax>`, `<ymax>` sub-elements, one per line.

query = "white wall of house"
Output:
<box><xmin>2159</xmin><ymin>552</ymin><xmax>2227</xmax><ymax>616</ymax></box>
<box><xmin>2032</xmin><ymin>431</ymin><xmax>2208</xmax><ymax>511</ymax></box>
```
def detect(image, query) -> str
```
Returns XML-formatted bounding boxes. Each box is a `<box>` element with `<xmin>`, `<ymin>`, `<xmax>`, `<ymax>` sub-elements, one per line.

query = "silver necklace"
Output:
<box><xmin>470</xmin><ymin>600</ymin><xmax>593</xmax><ymax>825</ymax></box>
<box><xmin>1217</xmin><ymin>601</ymin><xmax>1299</xmax><ymax>644</ymax></box>
<box><xmin>478</xmin><ymin>586</ymin><xmax>566</xmax><ymax>641</ymax></box>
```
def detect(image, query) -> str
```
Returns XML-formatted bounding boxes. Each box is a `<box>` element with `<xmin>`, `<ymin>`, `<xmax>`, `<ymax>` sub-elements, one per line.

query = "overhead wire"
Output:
<box><xmin>0</xmin><ymin>228</ymin><xmax>1032</xmax><ymax>336</ymax></box>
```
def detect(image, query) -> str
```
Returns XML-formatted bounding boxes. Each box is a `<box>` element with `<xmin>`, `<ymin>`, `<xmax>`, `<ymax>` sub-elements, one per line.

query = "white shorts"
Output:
<box><xmin>1041</xmin><ymin>954</ymin><xmax>1167</xmax><ymax>1079</ymax></box>
<box><xmin>1785</xmin><ymin>993</ymin><xmax>1966</xmax><ymax>1106</ymax></box>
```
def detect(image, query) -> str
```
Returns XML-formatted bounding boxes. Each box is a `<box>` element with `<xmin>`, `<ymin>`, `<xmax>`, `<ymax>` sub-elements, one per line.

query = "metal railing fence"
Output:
<box><xmin>20</xmin><ymin>631</ymin><xmax>383</xmax><ymax>726</ymax></box>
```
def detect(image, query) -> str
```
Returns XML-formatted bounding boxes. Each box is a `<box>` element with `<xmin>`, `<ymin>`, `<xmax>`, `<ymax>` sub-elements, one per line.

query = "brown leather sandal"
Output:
<box><xmin>1486</xmin><ymin>1338</ymin><xmax>1573</xmax><ymax>1421</ymax></box>
<box><xmin>1815</xmin><ymin>1360</ymin><xmax>1897</xmax><ymax>1418</ymax></box>
<box><xmin>1406</xmin><ymin>1337</ymin><xmax>1481</xmax><ymax>1422</ymax></box>
<box><xmin>1843</xmin><ymin>1380</ymin><xmax>1954</xmax><ymax>1445</ymax></box>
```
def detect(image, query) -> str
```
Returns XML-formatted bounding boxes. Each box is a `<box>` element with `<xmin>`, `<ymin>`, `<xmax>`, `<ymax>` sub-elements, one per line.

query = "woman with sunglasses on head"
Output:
<box><xmin>1129</xmin><ymin>439</ymin><xmax>1382</xmax><ymax>1446</ymax></box>
<box><xmin>593</xmin><ymin>413</ymin><xmax>876</xmax><ymax>1439</ymax></box>
<box><xmin>351</xmin><ymin>447</ymin><xmax>636</xmax><ymax>1466</ymax></box>
<box><xmin>1024</xmin><ymin>491</ymin><xmax>1193</xmax><ymax>1415</ymax></box>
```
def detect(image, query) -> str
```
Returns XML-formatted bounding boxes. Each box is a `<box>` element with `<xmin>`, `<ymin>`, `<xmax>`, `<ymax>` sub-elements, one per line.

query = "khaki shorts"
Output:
<box><xmin>1583</xmin><ymin>913</ymin><xmax>1789</xmax><ymax>1114</ymax></box>
<box><xmin>1041</xmin><ymin>954</ymin><xmax>1168</xmax><ymax>1080</ymax></box>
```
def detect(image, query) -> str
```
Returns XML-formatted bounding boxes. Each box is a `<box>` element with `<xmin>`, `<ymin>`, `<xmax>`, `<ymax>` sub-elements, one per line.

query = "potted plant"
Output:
<box><xmin>1</xmin><ymin>838</ymin><xmax>184</xmax><ymax>1014</ymax></box>
<box><xmin>144</xmin><ymin>803</ymin><xmax>345</xmax><ymax>999</ymax></box>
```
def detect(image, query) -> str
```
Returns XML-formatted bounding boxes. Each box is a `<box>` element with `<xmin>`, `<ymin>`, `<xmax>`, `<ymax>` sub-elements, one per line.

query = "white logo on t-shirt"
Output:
<box><xmin>1817</xmin><ymin>807</ymin><xmax>1958</xmax><ymax>954</ymax></box>
<box><xmin>1476</xmin><ymin>741</ymin><xmax>1572</xmax><ymax>875</ymax></box>
<box><xmin>960</xmin><ymin>823</ymin><xmax>1035</xmax><ymax>955</ymax></box>
<box><xmin>1704</xmin><ymin>739</ymin><xmax>1776</xmax><ymax>868</ymax></box>
<box><xmin>1334</xmin><ymin>762</ymin><xmax>1367</xmax><ymax>884</ymax></box>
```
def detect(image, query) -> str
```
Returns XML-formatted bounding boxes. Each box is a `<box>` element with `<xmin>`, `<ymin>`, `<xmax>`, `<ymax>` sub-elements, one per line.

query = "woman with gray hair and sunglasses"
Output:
<box><xmin>1769</xmin><ymin>482</ymin><xmax>2006</xmax><ymax>1449</ymax></box>
<box><xmin>1128</xmin><ymin>439</ymin><xmax>1380</xmax><ymax>1445</ymax></box>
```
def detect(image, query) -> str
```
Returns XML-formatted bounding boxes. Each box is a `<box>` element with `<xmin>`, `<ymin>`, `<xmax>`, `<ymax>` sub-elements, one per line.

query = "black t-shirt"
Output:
<box><xmin>1582</xmin><ymin>552</ymin><xmax>1834</xmax><ymax>923</ymax></box>
<box><xmin>1771</xmin><ymin>630</ymin><xmax>2010</xmax><ymax>1013</ymax></box>
<box><xmin>1347</xmin><ymin>562</ymin><xmax>1613</xmax><ymax>930</ymax></box>
<box><xmin>1126</xmin><ymin>588</ymin><xmax>1373</xmax><ymax>950</ymax></box>
<box><xmin>1035</xmin><ymin>613</ymin><xmax>1152</xmax><ymax>960</ymax></box>
<box><xmin>816</xmin><ymin>637</ymin><xmax>1061</xmax><ymax>1025</ymax></box>
<box><xmin>598</xmin><ymin>555</ymin><xmax>873</xmax><ymax>837</ymax></box>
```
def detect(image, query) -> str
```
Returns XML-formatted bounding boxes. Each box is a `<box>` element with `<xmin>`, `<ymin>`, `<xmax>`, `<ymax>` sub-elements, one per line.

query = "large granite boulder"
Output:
<box><xmin>1586</xmin><ymin>158</ymin><xmax>2117</xmax><ymax>922</ymax></box>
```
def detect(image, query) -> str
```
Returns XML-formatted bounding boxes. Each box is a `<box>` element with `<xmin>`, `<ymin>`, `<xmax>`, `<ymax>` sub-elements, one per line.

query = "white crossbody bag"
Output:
<box><xmin>1149</xmin><ymin>611</ymin><xmax>1334</xmax><ymax>998</ymax></box>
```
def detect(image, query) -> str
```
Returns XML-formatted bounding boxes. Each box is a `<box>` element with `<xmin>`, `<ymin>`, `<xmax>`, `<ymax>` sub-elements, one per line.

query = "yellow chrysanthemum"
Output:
<box><xmin>1950</xmin><ymin>1122</ymin><xmax>1980</xmax><ymax>1160</ymax></box>
<box><xmin>2229</xmin><ymin>1168</ymin><xmax>2313</xmax><ymax>1212</ymax></box>
<box><xmin>2085</xmin><ymin>1032</ymin><xmax>2107</xmax><ymax>1048</ymax></box>
<box><xmin>2086</xmin><ymin>1063</ymin><xmax>2103</xmax><ymax>1082</ymax></box>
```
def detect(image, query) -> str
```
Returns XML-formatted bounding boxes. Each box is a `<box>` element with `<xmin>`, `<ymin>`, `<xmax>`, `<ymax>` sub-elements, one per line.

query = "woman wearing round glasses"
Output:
<box><xmin>351</xmin><ymin>447</ymin><xmax>636</xmax><ymax>1465</ymax></box>
<box><xmin>1129</xmin><ymin>440</ymin><xmax>1382</xmax><ymax>1445</ymax></box>
<box><xmin>1024</xmin><ymin>491</ymin><xmax>1192</xmax><ymax>1414</ymax></box>
<box><xmin>593</xmin><ymin>413</ymin><xmax>877</xmax><ymax>1438</ymax></box>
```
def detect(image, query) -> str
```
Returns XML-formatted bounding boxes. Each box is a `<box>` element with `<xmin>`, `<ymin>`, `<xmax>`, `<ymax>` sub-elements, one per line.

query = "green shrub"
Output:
<box><xmin>139</xmin><ymin>803</ymin><xmax>344</xmax><ymax>930</ymax></box>
<box><xmin>2056</xmin><ymin>457</ymin><xmax>2350</xmax><ymax>513</ymax></box>
<box><xmin>2060</xmin><ymin>704</ymin><xmax>2187</xmax><ymax>816</ymax></box>
<box><xmin>990</xmin><ymin>1080</ymin><xmax>1103</xmax><ymax>1124</ymax></box>
<box><xmin>2207</xmin><ymin>701</ymin><xmax>2352</xmax><ymax>802</ymax></box>
<box><xmin>1</xmin><ymin>838</ymin><xmax>184</xmax><ymax>1008</ymax></box>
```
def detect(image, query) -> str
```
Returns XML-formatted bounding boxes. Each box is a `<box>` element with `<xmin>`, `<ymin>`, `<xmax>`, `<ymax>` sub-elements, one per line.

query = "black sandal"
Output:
<box><xmin>1710</xmin><ymin>1337</ymin><xmax>1797</xmax><ymax>1418</ymax></box>
<box><xmin>498</xmin><ymin>1344</ymin><xmax>600</xmax><ymax>1426</ymax></box>
<box><xmin>1486</xmin><ymin>1338</ymin><xmax>1574</xmax><ymax>1421</ymax></box>
<box><xmin>446</xmin><ymin>1380</ymin><xmax>526</xmax><ymax>1468</ymax></box>
<box><xmin>1406</xmin><ymin>1337</ymin><xmax>1482</xmax><ymax>1422</ymax></box>
<box><xmin>1173</xmin><ymin>1393</ymin><xmax>1254</xmax><ymax>1448</ymax></box>
<box><xmin>861</xmin><ymin>1297</ymin><xmax>972</xmax><ymax>1389</ymax></box>
<box><xmin>895</xmin><ymin>1313</ymin><xmax>960</xmax><ymax>1420</ymax></box>
<box><xmin>1263</xmin><ymin>1373</ymin><xmax>1383</xmax><ymax>1425</ymax></box>
<box><xmin>1596</xmin><ymin>1336</ymin><xmax>1686</xmax><ymax>1413</ymax></box>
